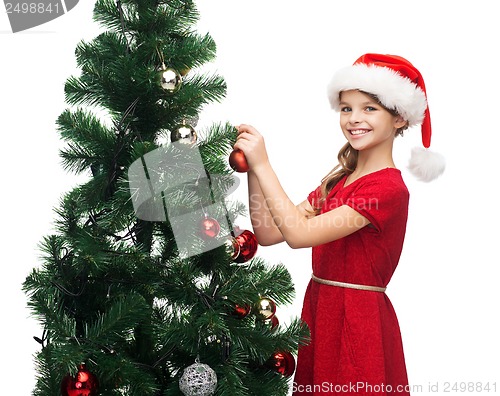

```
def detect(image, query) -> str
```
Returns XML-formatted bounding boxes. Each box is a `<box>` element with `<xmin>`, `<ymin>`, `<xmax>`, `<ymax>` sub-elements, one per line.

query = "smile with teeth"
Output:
<box><xmin>349</xmin><ymin>129</ymin><xmax>371</xmax><ymax>136</ymax></box>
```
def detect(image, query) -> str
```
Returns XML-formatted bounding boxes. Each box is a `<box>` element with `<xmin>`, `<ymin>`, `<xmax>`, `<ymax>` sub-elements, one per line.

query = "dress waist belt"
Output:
<box><xmin>311</xmin><ymin>273</ymin><xmax>386</xmax><ymax>293</ymax></box>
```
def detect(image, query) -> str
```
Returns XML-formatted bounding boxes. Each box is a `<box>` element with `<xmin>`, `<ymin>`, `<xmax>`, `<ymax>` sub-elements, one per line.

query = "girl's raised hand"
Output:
<box><xmin>234</xmin><ymin>124</ymin><xmax>270</xmax><ymax>173</ymax></box>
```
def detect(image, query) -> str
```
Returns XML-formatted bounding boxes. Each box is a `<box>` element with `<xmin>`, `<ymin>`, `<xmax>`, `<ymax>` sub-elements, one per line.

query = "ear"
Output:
<box><xmin>394</xmin><ymin>115</ymin><xmax>408</xmax><ymax>130</ymax></box>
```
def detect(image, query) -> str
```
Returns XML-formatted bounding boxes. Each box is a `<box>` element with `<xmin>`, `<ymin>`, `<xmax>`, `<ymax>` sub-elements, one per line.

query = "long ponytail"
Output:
<box><xmin>311</xmin><ymin>142</ymin><xmax>358</xmax><ymax>214</ymax></box>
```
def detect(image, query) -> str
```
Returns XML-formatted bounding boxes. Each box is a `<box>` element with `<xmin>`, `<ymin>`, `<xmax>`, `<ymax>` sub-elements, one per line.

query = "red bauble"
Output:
<box><xmin>233</xmin><ymin>229</ymin><xmax>258</xmax><ymax>263</ymax></box>
<box><xmin>267</xmin><ymin>351</ymin><xmax>296</xmax><ymax>377</ymax></box>
<box><xmin>229</xmin><ymin>149</ymin><xmax>249</xmax><ymax>172</ymax></box>
<box><xmin>200</xmin><ymin>215</ymin><xmax>220</xmax><ymax>239</ymax></box>
<box><xmin>269</xmin><ymin>315</ymin><xmax>279</xmax><ymax>330</ymax></box>
<box><xmin>232</xmin><ymin>303</ymin><xmax>251</xmax><ymax>319</ymax></box>
<box><xmin>61</xmin><ymin>364</ymin><xmax>99</xmax><ymax>396</ymax></box>
<box><xmin>225</xmin><ymin>236</ymin><xmax>240</xmax><ymax>260</ymax></box>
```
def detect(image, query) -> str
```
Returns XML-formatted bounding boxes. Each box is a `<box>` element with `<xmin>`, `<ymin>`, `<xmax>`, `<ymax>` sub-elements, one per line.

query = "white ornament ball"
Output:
<box><xmin>179</xmin><ymin>362</ymin><xmax>217</xmax><ymax>396</ymax></box>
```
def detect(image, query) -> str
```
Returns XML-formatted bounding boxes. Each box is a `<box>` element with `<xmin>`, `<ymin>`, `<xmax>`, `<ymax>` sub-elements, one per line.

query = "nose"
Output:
<box><xmin>347</xmin><ymin>109</ymin><xmax>362</xmax><ymax>124</ymax></box>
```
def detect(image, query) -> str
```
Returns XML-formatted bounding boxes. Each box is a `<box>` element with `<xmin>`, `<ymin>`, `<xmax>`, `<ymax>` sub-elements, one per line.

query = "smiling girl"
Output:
<box><xmin>234</xmin><ymin>54</ymin><xmax>444</xmax><ymax>395</ymax></box>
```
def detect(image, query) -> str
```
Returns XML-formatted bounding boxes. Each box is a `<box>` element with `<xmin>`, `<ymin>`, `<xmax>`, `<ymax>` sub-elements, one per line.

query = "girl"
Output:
<box><xmin>233</xmin><ymin>54</ymin><xmax>444</xmax><ymax>395</ymax></box>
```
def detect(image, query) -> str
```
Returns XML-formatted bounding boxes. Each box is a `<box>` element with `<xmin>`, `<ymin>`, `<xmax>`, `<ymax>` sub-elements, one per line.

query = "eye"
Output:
<box><xmin>365</xmin><ymin>106</ymin><xmax>377</xmax><ymax>112</ymax></box>
<box><xmin>340</xmin><ymin>106</ymin><xmax>352</xmax><ymax>112</ymax></box>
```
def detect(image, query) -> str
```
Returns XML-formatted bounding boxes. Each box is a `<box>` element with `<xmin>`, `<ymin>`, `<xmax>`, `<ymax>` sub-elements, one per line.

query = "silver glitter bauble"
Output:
<box><xmin>179</xmin><ymin>361</ymin><xmax>217</xmax><ymax>396</ymax></box>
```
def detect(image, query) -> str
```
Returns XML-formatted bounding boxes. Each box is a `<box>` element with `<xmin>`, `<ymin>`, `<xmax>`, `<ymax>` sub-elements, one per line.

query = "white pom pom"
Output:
<box><xmin>408</xmin><ymin>147</ymin><xmax>445</xmax><ymax>182</ymax></box>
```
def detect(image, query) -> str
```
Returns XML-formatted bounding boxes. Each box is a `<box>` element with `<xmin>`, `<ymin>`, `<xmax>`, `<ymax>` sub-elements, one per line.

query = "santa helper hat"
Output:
<box><xmin>327</xmin><ymin>53</ymin><xmax>445</xmax><ymax>182</ymax></box>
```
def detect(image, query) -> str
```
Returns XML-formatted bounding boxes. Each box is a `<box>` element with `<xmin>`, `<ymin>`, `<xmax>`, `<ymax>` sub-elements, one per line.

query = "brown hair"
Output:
<box><xmin>310</xmin><ymin>91</ymin><xmax>408</xmax><ymax>215</ymax></box>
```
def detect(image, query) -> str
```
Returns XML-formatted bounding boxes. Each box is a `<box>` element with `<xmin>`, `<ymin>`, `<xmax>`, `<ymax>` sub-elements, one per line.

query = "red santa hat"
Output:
<box><xmin>327</xmin><ymin>53</ymin><xmax>445</xmax><ymax>182</ymax></box>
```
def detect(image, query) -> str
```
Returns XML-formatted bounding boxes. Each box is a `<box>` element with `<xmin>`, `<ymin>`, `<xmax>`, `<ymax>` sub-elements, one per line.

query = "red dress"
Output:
<box><xmin>293</xmin><ymin>168</ymin><xmax>410</xmax><ymax>395</ymax></box>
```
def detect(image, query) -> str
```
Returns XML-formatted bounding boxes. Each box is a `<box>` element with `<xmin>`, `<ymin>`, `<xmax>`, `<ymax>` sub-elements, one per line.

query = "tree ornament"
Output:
<box><xmin>267</xmin><ymin>351</ymin><xmax>296</xmax><ymax>377</ymax></box>
<box><xmin>61</xmin><ymin>363</ymin><xmax>99</xmax><ymax>396</ymax></box>
<box><xmin>171</xmin><ymin>123</ymin><xmax>197</xmax><ymax>145</ymax></box>
<box><xmin>269</xmin><ymin>315</ymin><xmax>279</xmax><ymax>330</ymax></box>
<box><xmin>224</xmin><ymin>236</ymin><xmax>240</xmax><ymax>260</ymax></box>
<box><xmin>228</xmin><ymin>149</ymin><xmax>249</xmax><ymax>172</ymax></box>
<box><xmin>159</xmin><ymin>64</ymin><xmax>183</xmax><ymax>93</ymax></box>
<box><xmin>232</xmin><ymin>303</ymin><xmax>251</xmax><ymax>319</ymax></box>
<box><xmin>179</xmin><ymin>358</ymin><xmax>217</xmax><ymax>396</ymax></box>
<box><xmin>232</xmin><ymin>229</ymin><xmax>258</xmax><ymax>263</ymax></box>
<box><xmin>200</xmin><ymin>215</ymin><xmax>220</xmax><ymax>239</ymax></box>
<box><xmin>253</xmin><ymin>296</ymin><xmax>276</xmax><ymax>320</ymax></box>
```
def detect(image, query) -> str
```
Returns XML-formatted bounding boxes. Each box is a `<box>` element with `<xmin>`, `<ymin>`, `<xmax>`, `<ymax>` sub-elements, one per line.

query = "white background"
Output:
<box><xmin>1</xmin><ymin>1</ymin><xmax>499</xmax><ymax>394</ymax></box>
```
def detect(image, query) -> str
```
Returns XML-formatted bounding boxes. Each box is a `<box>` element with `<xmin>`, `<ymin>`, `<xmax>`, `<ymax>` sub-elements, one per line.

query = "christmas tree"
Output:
<box><xmin>22</xmin><ymin>1</ymin><xmax>308</xmax><ymax>395</ymax></box>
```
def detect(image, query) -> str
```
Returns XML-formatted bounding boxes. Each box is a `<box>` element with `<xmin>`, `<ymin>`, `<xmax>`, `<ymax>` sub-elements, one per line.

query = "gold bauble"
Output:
<box><xmin>253</xmin><ymin>297</ymin><xmax>277</xmax><ymax>320</ymax></box>
<box><xmin>159</xmin><ymin>67</ymin><xmax>182</xmax><ymax>93</ymax></box>
<box><xmin>170</xmin><ymin>123</ymin><xmax>197</xmax><ymax>145</ymax></box>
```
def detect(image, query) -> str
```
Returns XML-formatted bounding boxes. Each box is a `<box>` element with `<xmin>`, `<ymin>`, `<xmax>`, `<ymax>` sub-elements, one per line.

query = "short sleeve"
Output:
<box><xmin>345</xmin><ymin>178</ymin><xmax>409</xmax><ymax>233</ymax></box>
<box><xmin>307</xmin><ymin>185</ymin><xmax>322</xmax><ymax>210</ymax></box>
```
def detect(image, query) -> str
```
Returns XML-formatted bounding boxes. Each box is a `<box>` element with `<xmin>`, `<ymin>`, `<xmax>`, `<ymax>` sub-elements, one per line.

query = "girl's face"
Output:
<box><xmin>338</xmin><ymin>90</ymin><xmax>406</xmax><ymax>153</ymax></box>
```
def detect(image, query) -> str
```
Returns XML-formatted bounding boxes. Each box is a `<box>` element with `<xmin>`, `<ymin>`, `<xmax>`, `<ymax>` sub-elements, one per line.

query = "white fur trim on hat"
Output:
<box><xmin>327</xmin><ymin>64</ymin><xmax>428</xmax><ymax>127</ymax></box>
<box><xmin>408</xmin><ymin>147</ymin><xmax>446</xmax><ymax>182</ymax></box>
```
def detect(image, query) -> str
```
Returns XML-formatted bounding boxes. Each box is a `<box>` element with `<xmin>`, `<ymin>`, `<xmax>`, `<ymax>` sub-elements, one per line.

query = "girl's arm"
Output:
<box><xmin>247</xmin><ymin>170</ymin><xmax>313</xmax><ymax>246</ymax></box>
<box><xmin>235</xmin><ymin>124</ymin><xmax>370</xmax><ymax>249</ymax></box>
<box><xmin>247</xmin><ymin>169</ymin><xmax>283</xmax><ymax>246</ymax></box>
